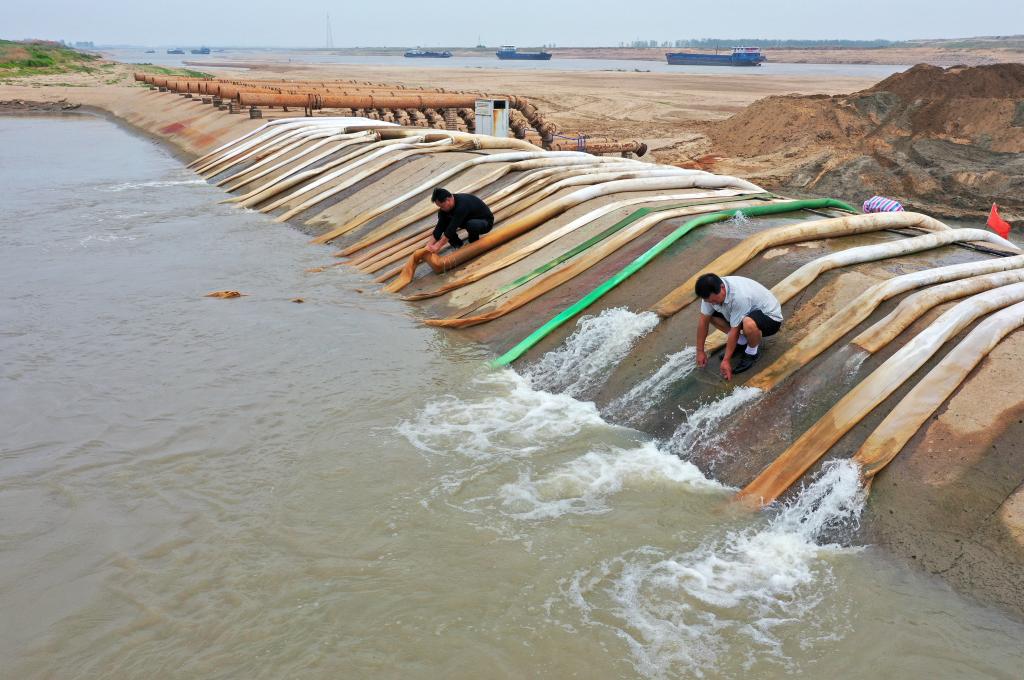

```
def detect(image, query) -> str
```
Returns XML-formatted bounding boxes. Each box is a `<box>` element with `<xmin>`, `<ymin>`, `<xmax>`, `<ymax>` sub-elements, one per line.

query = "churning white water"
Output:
<box><xmin>604</xmin><ymin>346</ymin><xmax>697</xmax><ymax>424</ymax></box>
<box><xmin>668</xmin><ymin>386</ymin><xmax>765</xmax><ymax>457</ymax></box>
<box><xmin>565</xmin><ymin>461</ymin><xmax>866</xmax><ymax>678</ymax></box>
<box><xmin>525</xmin><ymin>307</ymin><xmax>660</xmax><ymax>397</ymax></box>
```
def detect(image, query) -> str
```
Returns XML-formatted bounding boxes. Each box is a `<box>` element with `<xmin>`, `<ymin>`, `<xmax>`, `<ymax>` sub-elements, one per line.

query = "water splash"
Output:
<box><xmin>498</xmin><ymin>441</ymin><xmax>722</xmax><ymax>520</ymax></box>
<box><xmin>566</xmin><ymin>460</ymin><xmax>866</xmax><ymax>678</ymax></box>
<box><xmin>668</xmin><ymin>386</ymin><xmax>763</xmax><ymax>458</ymax></box>
<box><xmin>603</xmin><ymin>347</ymin><xmax>696</xmax><ymax>425</ymax></box>
<box><xmin>525</xmin><ymin>308</ymin><xmax>659</xmax><ymax>397</ymax></box>
<box><xmin>396</xmin><ymin>369</ymin><xmax>605</xmax><ymax>460</ymax></box>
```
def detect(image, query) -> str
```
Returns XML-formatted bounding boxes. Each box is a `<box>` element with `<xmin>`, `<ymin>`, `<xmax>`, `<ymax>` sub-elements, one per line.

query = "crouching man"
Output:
<box><xmin>694</xmin><ymin>273</ymin><xmax>783</xmax><ymax>381</ymax></box>
<box><xmin>425</xmin><ymin>188</ymin><xmax>494</xmax><ymax>253</ymax></box>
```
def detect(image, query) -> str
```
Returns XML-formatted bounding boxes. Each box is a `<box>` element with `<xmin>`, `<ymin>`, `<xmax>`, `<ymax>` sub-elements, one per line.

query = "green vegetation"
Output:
<box><xmin>133</xmin><ymin>63</ymin><xmax>212</xmax><ymax>79</ymax></box>
<box><xmin>0</xmin><ymin>39</ymin><xmax>99</xmax><ymax>76</ymax></box>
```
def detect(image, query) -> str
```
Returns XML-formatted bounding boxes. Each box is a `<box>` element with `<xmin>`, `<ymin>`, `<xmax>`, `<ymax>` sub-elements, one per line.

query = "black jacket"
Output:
<box><xmin>433</xmin><ymin>194</ymin><xmax>494</xmax><ymax>247</ymax></box>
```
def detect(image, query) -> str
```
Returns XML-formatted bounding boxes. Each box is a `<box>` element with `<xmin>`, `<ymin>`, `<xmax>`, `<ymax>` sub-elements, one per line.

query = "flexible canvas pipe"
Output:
<box><xmin>216</xmin><ymin>128</ymin><xmax>344</xmax><ymax>188</ymax></box>
<box><xmin>426</xmin><ymin>198</ymin><xmax>780</xmax><ymax>328</ymax></box>
<box><xmin>311</xmin><ymin>151</ymin><xmax>591</xmax><ymax>246</ymax></box>
<box><xmin>485</xmin><ymin>161</ymin><xmax>640</xmax><ymax>215</ymax></box>
<box><xmin>746</xmin><ymin>255</ymin><xmax>1024</xmax><ymax>392</ymax></box>
<box><xmin>247</xmin><ymin>136</ymin><xmax>425</xmax><ymax>212</ymax></box>
<box><xmin>195</xmin><ymin>119</ymin><xmax>360</xmax><ymax>174</ymax></box>
<box><xmin>273</xmin><ymin>139</ymin><xmax>468</xmax><ymax>222</ymax></box>
<box><xmin>701</xmin><ymin>227</ymin><xmax>1020</xmax><ymax>352</ymax></box>
<box><xmin>188</xmin><ymin>118</ymin><xmax>351</xmax><ymax>170</ymax></box>
<box><xmin>401</xmin><ymin>189</ymin><xmax>762</xmax><ymax>301</ymax></box>
<box><xmin>385</xmin><ymin>174</ymin><xmax>764</xmax><ymax>293</ymax></box>
<box><xmin>257</xmin><ymin>136</ymin><xmax>435</xmax><ymax>212</ymax></box>
<box><xmin>222</xmin><ymin>132</ymin><xmax>368</xmax><ymax>193</ymax></box>
<box><xmin>339</xmin><ymin>157</ymin><xmax>632</xmax><ymax>259</ymax></box>
<box><xmin>202</xmin><ymin>122</ymin><xmax>415</xmax><ymax>178</ymax></box>
<box><xmin>852</xmin><ymin>299</ymin><xmax>1024</xmax><ymax>483</ymax></box>
<box><xmin>736</xmin><ymin>281</ymin><xmax>1024</xmax><ymax>508</ymax></box>
<box><xmin>230</xmin><ymin>133</ymin><xmax>383</xmax><ymax>207</ymax></box>
<box><xmin>650</xmin><ymin>212</ymin><xmax>958</xmax><ymax>318</ymax></box>
<box><xmin>198</xmin><ymin>122</ymin><xmax>360</xmax><ymax>178</ymax></box>
<box><xmin>489</xmin><ymin>168</ymin><xmax>700</xmax><ymax>221</ymax></box>
<box><xmin>852</xmin><ymin>268</ymin><xmax>1024</xmax><ymax>353</ymax></box>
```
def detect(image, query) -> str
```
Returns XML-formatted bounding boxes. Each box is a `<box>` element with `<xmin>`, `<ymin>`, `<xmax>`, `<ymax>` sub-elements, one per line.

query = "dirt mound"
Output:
<box><xmin>699</xmin><ymin>63</ymin><xmax>1024</xmax><ymax>217</ymax></box>
<box><xmin>865</xmin><ymin>62</ymin><xmax>1024</xmax><ymax>100</ymax></box>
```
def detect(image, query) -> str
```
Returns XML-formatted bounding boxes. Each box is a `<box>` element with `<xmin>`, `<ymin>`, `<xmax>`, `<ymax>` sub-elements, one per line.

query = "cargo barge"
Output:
<box><xmin>404</xmin><ymin>49</ymin><xmax>452</xmax><ymax>58</ymax></box>
<box><xmin>666</xmin><ymin>46</ymin><xmax>765</xmax><ymax>66</ymax></box>
<box><xmin>496</xmin><ymin>45</ymin><xmax>552</xmax><ymax>61</ymax></box>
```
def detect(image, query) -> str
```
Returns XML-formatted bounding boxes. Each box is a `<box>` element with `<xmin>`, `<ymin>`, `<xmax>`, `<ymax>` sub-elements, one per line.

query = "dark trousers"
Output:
<box><xmin>448</xmin><ymin>219</ymin><xmax>493</xmax><ymax>248</ymax></box>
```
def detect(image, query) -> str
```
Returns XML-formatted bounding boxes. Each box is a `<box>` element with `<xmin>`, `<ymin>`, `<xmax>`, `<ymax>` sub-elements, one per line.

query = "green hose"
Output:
<box><xmin>489</xmin><ymin>198</ymin><xmax>856</xmax><ymax>367</ymax></box>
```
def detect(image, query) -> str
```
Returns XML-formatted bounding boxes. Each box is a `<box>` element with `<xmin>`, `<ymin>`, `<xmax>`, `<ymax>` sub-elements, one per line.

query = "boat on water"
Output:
<box><xmin>666</xmin><ymin>46</ymin><xmax>765</xmax><ymax>66</ymax></box>
<box><xmin>404</xmin><ymin>49</ymin><xmax>452</xmax><ymax>58</ymax></box>
<box><xmin>166</xmin><ymin>48</ymin><xmax>185</xmax><ymax>54</ymax></box>
<box><xmin>190</xmin><ymin>47</ymin><xmax>211</xmax><ymax>55</ymax></box>
<box><xmin>144</xmin><ymin>49</ymin><xmax>155</xmax><ymax>54</ymax></box>
<box><xmin>496</xmin><ymin>45</ymin><xmax>552</xmax><ymax>61</ymax></box>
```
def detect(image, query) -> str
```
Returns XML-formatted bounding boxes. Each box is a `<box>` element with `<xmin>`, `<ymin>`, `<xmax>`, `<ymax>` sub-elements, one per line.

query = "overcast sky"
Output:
<box><xmin>3</xmin><ymin>0</ymin><xmax>1022</xmax><ymax>47</ymax></box>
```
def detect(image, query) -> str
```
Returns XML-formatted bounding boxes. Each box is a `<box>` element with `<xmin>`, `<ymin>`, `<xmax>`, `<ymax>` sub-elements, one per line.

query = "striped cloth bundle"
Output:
<box><xmin>862</xmin><ymin>196</ymin><xmax>905</xmax><ymax>213</ymax></box>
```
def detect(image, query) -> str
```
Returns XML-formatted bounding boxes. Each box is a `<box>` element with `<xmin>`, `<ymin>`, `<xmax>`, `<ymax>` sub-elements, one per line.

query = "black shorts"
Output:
<box><xmin>711</xmin><ymin>310</ymin><xmax>782</xmax><ymax>337</ymax></box>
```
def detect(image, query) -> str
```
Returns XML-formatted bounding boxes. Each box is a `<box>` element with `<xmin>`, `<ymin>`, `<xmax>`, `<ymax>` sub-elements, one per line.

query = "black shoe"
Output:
<box><xmin>733</xmin><ymin>350</ymin><xmax>760</xmax><ymax>374</ymax></box>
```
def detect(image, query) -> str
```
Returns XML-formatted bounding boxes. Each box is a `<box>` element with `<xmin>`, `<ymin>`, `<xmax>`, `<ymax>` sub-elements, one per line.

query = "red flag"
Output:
<box><xmin>987</xmin><ymin>203</ymin><xmax>1012</xmax><ymax>239</ymax></box>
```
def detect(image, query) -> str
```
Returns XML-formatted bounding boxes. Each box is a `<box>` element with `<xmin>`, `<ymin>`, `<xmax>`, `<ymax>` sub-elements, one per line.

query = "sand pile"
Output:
<box><xmin>703</xmin><ymin>64</ymin><xmax>1024</xmax><ymax>217</ymax></box>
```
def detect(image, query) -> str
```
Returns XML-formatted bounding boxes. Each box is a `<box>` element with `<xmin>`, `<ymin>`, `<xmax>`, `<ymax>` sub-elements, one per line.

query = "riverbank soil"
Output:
<box><xmin>695</xmin><ymin>64</ymin><xmax>1024</xmax><ymax>219</ymax></box>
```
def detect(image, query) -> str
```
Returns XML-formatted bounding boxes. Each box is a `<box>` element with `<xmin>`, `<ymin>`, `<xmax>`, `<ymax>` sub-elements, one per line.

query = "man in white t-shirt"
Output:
<box><xmin>694</xmin><ymin>273</ymin><xmax>783</xmax><ymax>381</ymax></box>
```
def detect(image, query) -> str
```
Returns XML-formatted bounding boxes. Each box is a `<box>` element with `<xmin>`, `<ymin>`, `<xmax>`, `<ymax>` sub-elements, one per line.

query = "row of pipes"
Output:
<box><xmin>187</xmin><ymin>117</ymin><xmax>1022</xmax><ymax>508</ymax></box>
<box><xmin>134</xmin><ymin>73</ymin><xmax>647</xmax><ymax>155</ymax></box>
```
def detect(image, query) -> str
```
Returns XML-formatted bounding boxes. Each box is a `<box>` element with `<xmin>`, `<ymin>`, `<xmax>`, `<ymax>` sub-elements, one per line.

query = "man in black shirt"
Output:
<box><xmin>426</xmin><ymin>187</ymin><xmax>495</xmax><ymax>253</ymax></box>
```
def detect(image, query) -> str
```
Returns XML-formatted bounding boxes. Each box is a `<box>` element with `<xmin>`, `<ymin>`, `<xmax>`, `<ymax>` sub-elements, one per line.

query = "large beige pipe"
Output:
<box><xmin>852</xmin><ymin>268</ymin><xmax>1024</xmax><ymax>352</ymax></box>
<box><xmin>310</xmin><ymin>151</ymin><xmax>591</xmax><ymax>245</ymax></box>
<box><xmin>385</xmin><ymin>174</ymin><xmax>763</xmax><ymax>293</ymax></box>
<box><xmin>216</xmin><ymin>128</ymin><xmax>345</xmax><ymax>188</ymax></box>
<box><xmin>402</xmin><ymin>189</ymin><xmax>760</xmax><ymax>301</ymax></box>
<box><xmin>650</xmin><ymin>212</ymin><xmax>961</xmax><ymax>318</ymax></box>
<box><xmin>273</xmin><ymin>138</ymin><xmax>470</xmax><ymax>221</ymax></box>
<box><xmin>425</xmin><ymin>198</ymin><xmax>781</xmax><ymax>327</ymax></box>
<box><xmin>702</xmin><ymin>228</ymin><xmax>1020</xmax><ymax>352</ymax></box>
<box><xmin>852</xmin><ymin>299</ymin><xmax>1024</xmax><ymax>483</ymax></box>
<box><xmin>488</xmin><ymin>167</ymin><xmax>700</xmax><ymax>220</ymax></box>
<box><xmin>737</xmin><ymin>281</ymin><xmax>1024</xmax><ymax>507</ymax></box>
<box><xmin>222</xmin><ymin>131</ymin><xmax>369</xmax><ymax>193</ymax></box>
<box><xmin>230</xmin><ymin>133</ymin><xmax>382</xmax><ymax>207</ymax></box>
<box><xmin>747</xmin><ymin>255</ymin><xmax>1024</xmax><ymax>392</ymax></box>
<box><xmin>339</xmin><ymin>157</ymin><xmax>632</xmax><ymax>258</ymax></box>
<box><xmin>248</xmin><ymin>136</ymin><xmax>422</xmax><ymax>211</ymax></box>
<box><xmin>194</xmin><ymin>119</ymin><xmax>363</xmax><ymax>176</ymax></box>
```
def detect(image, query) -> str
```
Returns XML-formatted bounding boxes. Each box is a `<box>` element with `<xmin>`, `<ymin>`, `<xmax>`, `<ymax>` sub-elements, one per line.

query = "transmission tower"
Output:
<box><xmin>326</xmin><ymin>12</ymin><xmax>334</xmax><ymax>49</ymax></box>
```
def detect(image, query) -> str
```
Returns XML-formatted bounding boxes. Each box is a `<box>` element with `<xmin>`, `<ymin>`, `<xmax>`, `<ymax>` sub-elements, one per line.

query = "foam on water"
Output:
<box><xmin>97</xmin><ymin>179</ymin><xmax>208</xmax><ymax>192</ymax></box>
<box><xmin>668</xmin><ymin>386</ymin><xmax>764</xmax><ymax>457</ymax></box>
<box><xmin>604</xmin><ymin>346</ymin><xmax>696</xmax><ymax>424</ymax></box>
<box><xmin>397</xmin><ymin>369</ymin><xmax>607</xmax><ymax>460</ymax></box>
<box><xmin>498</xmin><ymin>441</ymin><xmax>723</xmax><ymax>519</ymax></box>
<box><xmin>525</xmin><ymin>308</ymin><xmax>660</xmax><ymax>397</ymax></box>
<box><xmin>566</xmin><ymin>460</ymin><xmax>866</xmax><ymax>678</ymax></box>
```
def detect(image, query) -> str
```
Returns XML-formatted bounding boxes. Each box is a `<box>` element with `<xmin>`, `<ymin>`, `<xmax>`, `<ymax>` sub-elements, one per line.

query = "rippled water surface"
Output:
<box><xmin>2</xmin><ymin>115</ymin><xmax>1022</xmax><ymax>679</ymax></box>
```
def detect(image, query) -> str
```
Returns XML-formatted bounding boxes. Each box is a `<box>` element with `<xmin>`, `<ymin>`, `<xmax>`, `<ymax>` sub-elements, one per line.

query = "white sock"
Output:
<box><xmin>736</xmin><ymin>334</ymin><xmax>748</xmax><ymax>346</ymax></box>
<box><xmin>745</xmin><ymin>344</ymin><xmax>759</xmax><ymax>356</ymax></box>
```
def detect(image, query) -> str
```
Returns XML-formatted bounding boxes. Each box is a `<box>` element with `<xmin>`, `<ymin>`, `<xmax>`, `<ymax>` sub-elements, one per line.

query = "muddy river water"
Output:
<box><xmin>1</xmin><ymin>115</ymin><xmax>1022</xmax><ymax>678</ymax></box>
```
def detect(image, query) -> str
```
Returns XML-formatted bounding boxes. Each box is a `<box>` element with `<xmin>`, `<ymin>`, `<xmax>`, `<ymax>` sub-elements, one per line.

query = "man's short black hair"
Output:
<box><xmin>695</xmin><ymin>273</ymin><xmax>724</xmax><ymax>299</ymax></box>
<box><xmin>431</xmin><ymin>187</ymin><xmax>452</xmax><ymax>203</ymax></box>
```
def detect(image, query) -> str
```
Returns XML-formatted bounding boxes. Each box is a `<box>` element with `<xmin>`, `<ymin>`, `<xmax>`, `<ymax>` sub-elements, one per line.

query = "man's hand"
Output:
<box><xmin>720</xmin><ymin>358</ymin><xmax>733</xmax><ymax>382</ymax></box>
<box><xmin>696</xmin><ymin>349</ymin><xmax>707</xmax><ymax>368</ymax></box>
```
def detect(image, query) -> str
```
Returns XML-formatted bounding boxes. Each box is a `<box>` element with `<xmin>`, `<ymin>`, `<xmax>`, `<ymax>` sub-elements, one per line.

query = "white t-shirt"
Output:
<box><xmin>699</xmin><ymin>275</ymin><xmax>783</xmax><ymax>328</ymax></box>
